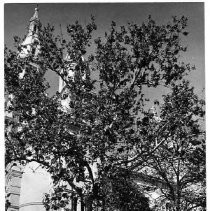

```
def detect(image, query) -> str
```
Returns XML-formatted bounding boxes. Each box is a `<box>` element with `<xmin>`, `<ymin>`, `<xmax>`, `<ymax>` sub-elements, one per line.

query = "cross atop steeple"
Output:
<box><xmin>30</xmin><ymin>5</ymin><xmax>39</xmax><ymax>22</ymax></box>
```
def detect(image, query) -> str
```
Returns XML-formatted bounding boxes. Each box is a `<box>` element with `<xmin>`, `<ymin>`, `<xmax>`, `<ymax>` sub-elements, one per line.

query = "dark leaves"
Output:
<box><xmin>5</xmin><ymin>15</ymin><xmax>205</xmax><ymax>211</ymax></box>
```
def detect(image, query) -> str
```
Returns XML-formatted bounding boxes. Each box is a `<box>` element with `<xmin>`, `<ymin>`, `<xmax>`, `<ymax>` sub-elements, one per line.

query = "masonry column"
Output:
<box><xmin>6</xmin><ymin>163</ymin><xmax>23</xmax><ymax>211</ymax></box>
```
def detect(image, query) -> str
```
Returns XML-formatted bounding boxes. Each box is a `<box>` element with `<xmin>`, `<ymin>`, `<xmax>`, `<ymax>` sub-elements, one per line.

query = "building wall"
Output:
<box><xmin>19</xmin><ymin>162</ymin><xmax>52</xmax><ymax>211</ymax></box>
<box><xmin>6</xmin><ymin>164</ymin><xmax>22</xmax><ymax>211</ymax></box>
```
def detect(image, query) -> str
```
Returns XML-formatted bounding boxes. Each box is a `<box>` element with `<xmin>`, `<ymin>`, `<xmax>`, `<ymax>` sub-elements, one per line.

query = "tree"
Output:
<box><xmin>133</xmin><ymin>81</ymin><xmax>205</xmax><ymax>211</ymax></box>
<box><xmin>5</xmin><ymin>14</ymin><xmax>205</xmax><ymax>211</ymax></box>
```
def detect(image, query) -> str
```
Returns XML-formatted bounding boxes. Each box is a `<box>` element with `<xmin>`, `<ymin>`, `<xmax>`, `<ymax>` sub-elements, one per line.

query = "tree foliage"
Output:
<box><xmin>5</xmin><ymin>15</ymin><xmax>205</xmax><ymax>211</ymax></box>
<box><xmin>139</xmin><ymin>81</ymin><xmax>205</xmax><ymax>211</ymax></box>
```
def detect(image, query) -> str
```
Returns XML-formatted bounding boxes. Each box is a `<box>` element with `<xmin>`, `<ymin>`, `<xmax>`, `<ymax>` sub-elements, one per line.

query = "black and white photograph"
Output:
<box><xmin>4</xmin><ymin>2</ymin><xmax>206</xmax><ymax>211</ymax></box>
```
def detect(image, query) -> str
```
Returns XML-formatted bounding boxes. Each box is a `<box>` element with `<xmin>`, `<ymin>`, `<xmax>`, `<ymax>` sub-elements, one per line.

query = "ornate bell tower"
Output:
<box><xmin>6</xmin><ymin>7</ymin><xmax>52</xmax><ymax>211</ymax></box>
<box><xmin>6</xmin><ymin>6</ymin><xmax>89</xmax><ymax>211</ymax></box>
<box><xmin>19</xmin><ymin>6</ymin><xmax>40</xmax><ymax>59</ymax></box>
<box><xmin>18</xmin><ymin>6</ymin><xmax>40</xmax><ymax>79</ymax></box>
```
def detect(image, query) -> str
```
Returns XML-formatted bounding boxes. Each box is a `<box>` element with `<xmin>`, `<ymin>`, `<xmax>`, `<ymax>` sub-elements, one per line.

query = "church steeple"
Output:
<box><xmin>30</xmin><ymin>6</ymin><xmax>39</xmax><ymax>22</ymax></box>
<box><xmin>19</xmin><ymin>6</ymin><xmax>40</xmax><ymax>58</ymax></box>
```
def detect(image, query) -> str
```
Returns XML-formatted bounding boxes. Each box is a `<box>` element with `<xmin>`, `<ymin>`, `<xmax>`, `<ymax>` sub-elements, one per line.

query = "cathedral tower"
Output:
<box><xmin>6</xmin><ymin>6</ymin><xmax>87</xmax><ymax>211</ymax></box>
<box><xmin>19</xmin><ymin>7</ymin><xmax>40</xmax><ymax>59</ymax></box>
<box><xmin>6</xmin><ymin>7</ymin><xmax>52</xmax><ymax>211</ymax></box>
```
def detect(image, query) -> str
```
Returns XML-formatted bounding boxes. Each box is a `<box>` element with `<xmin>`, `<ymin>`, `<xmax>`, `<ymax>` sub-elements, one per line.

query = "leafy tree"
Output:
<box><xmin>103</xmin><ymin>167</ymin><xmax>152</xmax><ymax>211</ymax></box>
<box><xmin>5</xmin><ymin>14</ymin><xmax>205</xmax><ymax>211</ymax></box>
<box><xmin>132</xmin><ymin>81</ymin><xmax>205</xmax><ymax>211</ymax></box>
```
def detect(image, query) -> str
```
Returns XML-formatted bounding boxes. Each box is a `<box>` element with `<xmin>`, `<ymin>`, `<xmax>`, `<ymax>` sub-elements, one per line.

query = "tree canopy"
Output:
<box><xmin>5</xmin><ymin>15</ymin><xmax>205</xmax><ymax>211</ymax></box>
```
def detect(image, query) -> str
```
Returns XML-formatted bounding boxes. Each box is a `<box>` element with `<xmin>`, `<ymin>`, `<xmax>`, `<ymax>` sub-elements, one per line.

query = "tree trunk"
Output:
<box><xmin>73</xmin><ymin>197</ymin><xmax>78</xmax><ymax>211</ymax></box>
<box><xmin>80</xmin><ymin>196</ymin><xmax>85</xmax><ymax>211</ymax></box>
<box><xmin>175</xmin><ymin>160</ymin><xmax>181</xmax><ymax>211</ymax></box>
<box><xmin>102</xmin><ymin>198</ymin><xmax>105</xmax><ymax>211</ymax></box>
<box><xmin>86</xmin><ymin>195</ymin><xmax>94</xmax><ymax>211</ymax></box>
<box><xmin>175</xmin><ymin>197</ymin><xmax>181</xmax><ymax>211</ymax></box>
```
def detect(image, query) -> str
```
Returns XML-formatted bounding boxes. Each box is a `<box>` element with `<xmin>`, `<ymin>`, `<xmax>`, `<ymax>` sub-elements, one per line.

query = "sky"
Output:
<box><xmin>4</xmin><ymin>2</ymin><xmax>205</xmax><ymax>101</ymax></box>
